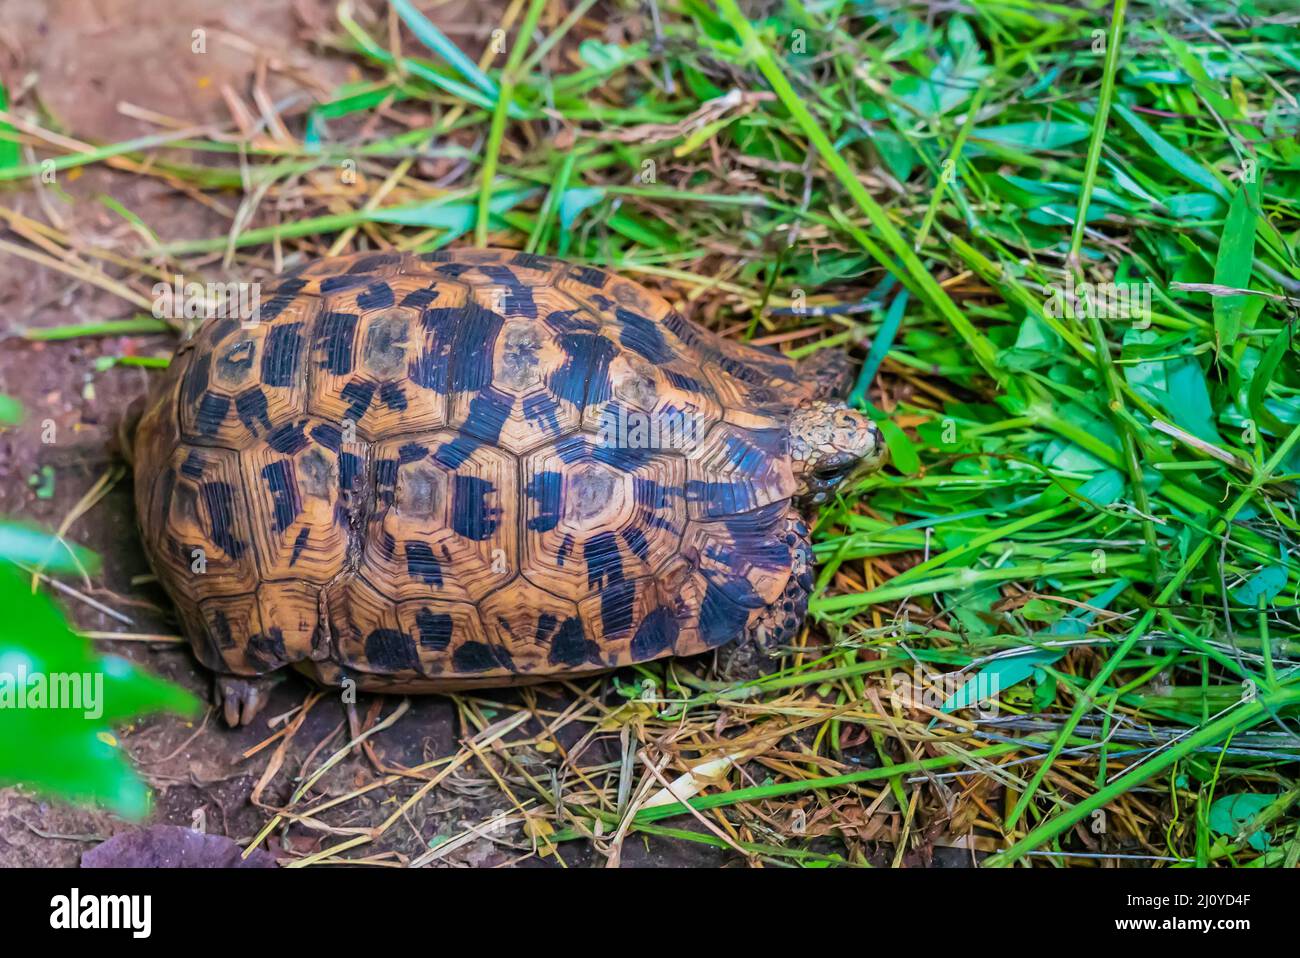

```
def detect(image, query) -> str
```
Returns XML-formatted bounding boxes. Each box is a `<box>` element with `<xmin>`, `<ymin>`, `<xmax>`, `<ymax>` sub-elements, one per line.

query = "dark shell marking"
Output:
<box><xmin>133</xmin><ymin>249</ymin><xmax>815</xmax><ymax>690</ymax></box>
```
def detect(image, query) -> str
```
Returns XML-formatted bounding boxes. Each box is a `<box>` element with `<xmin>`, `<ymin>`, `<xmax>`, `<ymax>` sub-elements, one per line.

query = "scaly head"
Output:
<box><xmin>788</xmin><ymin>400</ymin><xmax>887</xmax><ymax>505</ymax></box>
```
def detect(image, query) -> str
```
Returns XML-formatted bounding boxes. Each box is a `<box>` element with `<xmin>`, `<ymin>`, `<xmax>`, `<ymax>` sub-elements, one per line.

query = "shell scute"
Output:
<box><xmin>179</xmin><ymin>298</ymin><xmax>315</xmax><ymax>446</ymax></box>
<box><xmin>445</xmin><ymin>289</ymin><xmax>589</xmax><ymax>453</ymax></box>
<box><xmin>684</xmin><ymin>422</ymin><xmax>796</xmax><ymax>520</ymax></box>
<box><xmin>149</xmin><ymin>444</ymin><xmax>260</xmax><ymax>601</ymax></box>
<box><xmin>520</xmin><ymin>435</ymin><xmax>687</xmax><ymax>605</ymax></box>
<box><xmin>307</xmin><ymin>276</ymin><xmax>465</xmax><ymax>438</ymax></box>
<box><xmin>237</xmin><ymin>417</ymin><xmax>365</xmax><ymax>584</ymax></box>
<box><xmin>363</xmin><ymin>431</ymin><xmax>518</xmax><ymax>603</ymax></box>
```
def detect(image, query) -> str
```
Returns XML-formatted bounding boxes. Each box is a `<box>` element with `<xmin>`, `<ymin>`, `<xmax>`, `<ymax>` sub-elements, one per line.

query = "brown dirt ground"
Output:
<box><xmin>0</xmin><ymin>0</ymin><xmax>739</xmax><ymax>868</ymax></box>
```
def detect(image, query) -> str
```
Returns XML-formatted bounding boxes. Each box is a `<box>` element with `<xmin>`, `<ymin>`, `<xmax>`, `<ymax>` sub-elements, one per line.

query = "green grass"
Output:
<box><xmin>4</xmin><ymin>0</ymin><xmax>1300</xmax><ymax>865</ymax></box>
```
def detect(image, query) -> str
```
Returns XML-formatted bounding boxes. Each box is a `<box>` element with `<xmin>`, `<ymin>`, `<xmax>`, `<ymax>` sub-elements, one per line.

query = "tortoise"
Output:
<box><xmin>131</xmin><ymin>249</ymin><xmax>886</xmax><ymax>725</ymax></box>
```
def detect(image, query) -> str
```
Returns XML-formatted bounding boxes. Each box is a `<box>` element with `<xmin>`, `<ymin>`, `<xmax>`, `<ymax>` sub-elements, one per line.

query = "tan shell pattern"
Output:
<box><xmin>133</xmin><ymin>250</ymin><xmax>813</xmax><ymax>691</ymax></box>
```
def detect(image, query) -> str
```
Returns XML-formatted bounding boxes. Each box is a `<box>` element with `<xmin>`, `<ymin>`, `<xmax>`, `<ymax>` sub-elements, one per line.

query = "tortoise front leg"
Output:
<box><xmin>716</xmin><ymin>513</ymin><xmax>814</xmax><ymax>681</ymax></box>
<box><xmin>213</xmin><ymin>673</ymin><xmax>284</xmax><ymax>727</ymax></box>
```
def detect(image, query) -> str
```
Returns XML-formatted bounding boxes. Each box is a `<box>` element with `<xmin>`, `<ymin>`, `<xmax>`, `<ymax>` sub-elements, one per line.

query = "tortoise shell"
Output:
<box><xmin>133</xmin><ymin>249</ymin><xmax>822</xmax><ymax>693</ymax></box>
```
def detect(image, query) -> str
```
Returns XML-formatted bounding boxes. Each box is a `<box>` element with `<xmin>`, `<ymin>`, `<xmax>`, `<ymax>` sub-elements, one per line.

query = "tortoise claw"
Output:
<box><xmin>213</xmin><ymin>674</ymin><xmax>281</xmax><ymax>727</ymax></box>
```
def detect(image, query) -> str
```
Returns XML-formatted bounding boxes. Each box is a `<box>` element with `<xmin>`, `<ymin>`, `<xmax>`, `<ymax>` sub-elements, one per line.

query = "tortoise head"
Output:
<box><xmin>788</xmin><ymin>400</ymin><xmax>887</xmax><ymax>505</ymax></box>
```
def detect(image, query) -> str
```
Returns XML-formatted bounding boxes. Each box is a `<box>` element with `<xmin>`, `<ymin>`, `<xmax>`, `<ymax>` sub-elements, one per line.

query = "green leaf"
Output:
<box><xmin>972</xmin><ymin>122</ymin><xmax>1091</xmax><ymax>151</ymax></box>
<box><xmin>367</xmin><ymin>189</ymin><xmax>537</xmax><ymax>237</ymax></box>
<box><xmin>1157</xmin><ymin>28</ymin><xmax>1240</xmax><ymax>121</ymax></box>
<box><xmin>28</xmin><ymin>465</ymin><xmax>55</xmax><ymax>500</ymax></box>
<box><xmin>0</xmin><ymin>564</ymin><xmax>199</xmax><ymax>817</ymax></box>
<box><xmin>892</xmin><ymin>67</ymin><xmax>986</xmax><ymax>116</ymax></box>
<box><xmin>558</xmin><ymin>187</ymin><xmax>606</xmax><ymax>233</ymax></box>
<box><xmin>851</xmin><ymin>288</ymin><xmax>907</xmax><ymax>401</ymax></box>
<box><xmin>1162</xmin><ymin>192</ymin><xmax>1225</xmax><ymax>222</ymax></box>
<box><xmin>1032</xmin><ymin>672</ymin><xmax>1058</xmax><ymax>710</ymax></box>
<box><xmin>607</xmin><ymin>209</ymin><xmax>677</xmax><ymax>249</ymax></box>
<box><xmin>1208</xmin><ymin>793</ymin><xmax>1275</xmax><ymax>851</ymax></box>
<box><xmin>940</xmin><ymin>648</ymin><xmax>1063</xmax><ymax>713</ymax></box>
<box><xmin>868</xmin><ymin>129</ymin><xmax>916</xmax><ymax>182</ymax></box>
<box><xmin>0</xmin><ymin>394</ymin><xmax>21</xmax><ymax>425</ymax></box>
<box><xmin>940</xmin><ymin>580</ymin><xmax>1129</xmax><ymax>715</ymax></box>
<box><xmin>1113</xmin><ymin>104</ymin><xmax>1229</xmax><ymax>200</ymax></box>
<box><xmin>313</xmin><ymin>82</ymin><xmax>413</xmax><ymax>121</ymax></box>
<box><xmin>0</xmin><ymin>82</ymin><xmax>19</xmax><ymax>170</ymax></box>
<box><xmin>578</xmin><ymin>39</ymin><xmax>637</xmax><ymax>72</ymax></box>
<box><xmin>876</xmin><ymin>416</ymin><xmax>920</xmax><ymax>475</ymax></box>
<box><xmin>0</xmin><ymin>522</ymin><xmax>99</xmax><ymax>574</ymax></box>
<box><xmin>1246</xmin><ymin>328</ymin><xmax>1291</xmax><ymax>436</ymax></box>
<box><xmin>1213</xmin><ymin>184</ymin><xmax>1259</xmax><ymax>350</ymax></box>
<box><xmin>1076</xmin><ymin>469</ymin><xmax>1125</xmax><ymax>506</ymax></box>
<box><xmin>1231</xmin><ymin>565</ymin><xmax>1287</xmax><ymax>607</ymax></box>
<box><xmin>388</xmin><ymin>0</ymin><xmax>499</xmax><ymax>100</ymax></box>
<box><xmin>881</xmin><ymin>19</ymin><xmax>929</xmax><ymax>61</ymax></box>
<box><xmin>1041</xmin><ymin>438</ymin><xmax>1110</xmax><ymax>473</ymax></box>
<box><xmin>1166</xmin><ymin>357</ymin><xmax>1222</xmax><ymax>443</ymax></box>
<box><xmin>1001</xmin><ymin>311</ymin><xmax>1062</xmax><ymax>371</ymax></box>
<box><xmin>1020</xmin><ymin>598</ymin><xmax>1065</xmax><ymax>623</ymax></box>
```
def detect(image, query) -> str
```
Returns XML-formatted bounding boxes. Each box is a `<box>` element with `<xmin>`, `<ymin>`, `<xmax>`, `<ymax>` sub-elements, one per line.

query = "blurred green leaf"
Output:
<box><xmin>973</xmin><ymin>122</ymin><xmax>1091</xmax><ymax>151</ymax></box>
<box><xmin>0</xmin><ymin>560</ymin><xmax>198</xmax><ymax>818</ymax></box>
<box><xmin>0</xmin><ymin>394</ymin><xmax>21</xmax><ymax>425</ymax></box>
<box><xmin>0</xmin><ymin>81</ymin><xmax>18</xmax><ymax>170</ymax></box>
<box><xmin>558</xmin><ymin>188</ymin><xmax>605</xmax><ymax>233</ymax></box>
<box><xmin>578</xmin><ymin>39</ymin><xmax>637</xmax><ymax>71</ymax></box>
<box><xmin>0</xmin><ymin>522</ymin><xmax>99</xmax><ymax>575</ymax></box>
<box><xmin>388</xmin><ymin>0</ymin><xmax>498</xmax><ymax>100</ymax></box>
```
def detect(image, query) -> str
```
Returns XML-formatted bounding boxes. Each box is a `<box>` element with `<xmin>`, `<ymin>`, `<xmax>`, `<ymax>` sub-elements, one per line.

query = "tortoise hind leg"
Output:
<box><xmin>213</xmin><ymin>673</ymin><xmax>284</xmax><ymax>727</ymax></box>
<box><xmin>716</xmin><ymin>515</ymin><xmax>813</xmax><ymax>682</ymax></box>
